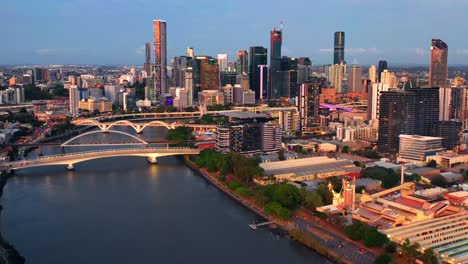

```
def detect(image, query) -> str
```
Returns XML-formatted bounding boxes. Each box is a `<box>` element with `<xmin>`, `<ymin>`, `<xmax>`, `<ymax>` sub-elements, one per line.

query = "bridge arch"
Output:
<box><xmin>138</xmin><ymin>120</ymin><xmax>174</xmax><ymax>132</ymax></box>
<box><xmin>73</xmin><ymin>119</ymin><xmax>106</xmax><ymax>130</ymax></box>
<box><xmin>60</xmin><ymin>130</ymin><xmax>148</xmax><ymax>147</ymax></box>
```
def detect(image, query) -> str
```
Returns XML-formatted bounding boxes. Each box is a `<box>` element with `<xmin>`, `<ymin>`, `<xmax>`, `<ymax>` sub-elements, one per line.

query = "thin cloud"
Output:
<box><xmin>319</xmin><ymin>48</ymin><xmax>379</xmax><ymax>54</ymax></box>
<box><xmin>411</xmin><ymin>48</ymin><xmax>427</xmax><ymax>56</ymax></box>
<box><xmin>456</xmin><ymin>49</ymin><xmax>468</xmax><ymax>56</ymax></box>
<box><xmin>136</xmin><ymin>45</ymin><xmax>145</xmax><ymax>55</ymax></box>
<box><xmin>34</xmin><ymin>48</ymin><xmax>81</xmax><ymax>56</ymax></box>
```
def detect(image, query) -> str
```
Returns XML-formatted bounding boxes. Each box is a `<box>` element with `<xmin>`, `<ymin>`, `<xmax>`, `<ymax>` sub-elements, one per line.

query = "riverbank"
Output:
<box><xmin>183</xmin><ymin>156</ymin><xmax>352</xmax><ymax>264</ymax></box>
<box><xmin>0</xmin><ymin>173</ymin><xmax>25</xmax><ymax>264</ymax></box>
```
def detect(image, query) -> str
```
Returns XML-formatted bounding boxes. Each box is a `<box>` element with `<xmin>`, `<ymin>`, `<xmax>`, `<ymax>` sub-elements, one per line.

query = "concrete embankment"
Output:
<box><xmin>0</xmin><ymin>173</ymin><xmax>25</xmax><ymax>264</ymax></box>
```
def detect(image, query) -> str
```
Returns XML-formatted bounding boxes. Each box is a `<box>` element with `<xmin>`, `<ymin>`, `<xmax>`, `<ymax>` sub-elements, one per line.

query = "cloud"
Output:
<box><xmin>136</xmin><ymin>45</ymin><xmax>145</xmax><ymax>55</ymax></box>
<box><xmin>34</xmin><ymin>48</ymin><xmax>81</xmax><ymax>56</ymax></box>
<box><xmin>319</xmin><ymin>48</ymin><xmax>379</xmax><ymax>54</ymax></box>
<box><xmin>456</xmin><ymin>49</ymin><xmax>468</xmax><ymax>56</ymax></box>
<box><xmin>410</xmin><ymin>48</ymin><xmax>427</xmax><ymax>56</ymax></box>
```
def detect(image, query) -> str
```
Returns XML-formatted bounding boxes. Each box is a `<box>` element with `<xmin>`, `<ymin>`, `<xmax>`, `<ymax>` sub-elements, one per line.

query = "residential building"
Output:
<box><xmin>347</xmin><ymin>64</ymin><xmax>362</xmax><ymax>93</ymax></box>
<box><xmin>79</xmin><ymin>97</ymin><xmax>112</xmax><ymax>112</ymax></box>
<box><xmin>368</xmin><ymin>65</ymin><xmax>377</xmax><ymax>83</ymax></box>
<box><xmin>198</xmin><ymin>90</ymin><xmax>224</xmax><ymax>106</ymax></box>
<box><xmin>153</xmin><ymin>19</ymin><xmax>167</xmax><ymax>97</ymax></box>
<box><xmin>69</xmin><ymin>85</ymin><xmax>79</xmax><ymax>116</ymax></box>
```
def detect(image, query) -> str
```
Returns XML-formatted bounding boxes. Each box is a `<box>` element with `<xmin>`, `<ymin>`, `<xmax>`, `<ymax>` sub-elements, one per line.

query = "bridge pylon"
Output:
<box><xmin>147</xmin><ymin>155</ymin><xmax>158</xmax><ymax>164</ymax></box>
<box><xmin>67</xmin><ymin>164</ymin><xmax>75</xmax><ymax>170</ymax></box>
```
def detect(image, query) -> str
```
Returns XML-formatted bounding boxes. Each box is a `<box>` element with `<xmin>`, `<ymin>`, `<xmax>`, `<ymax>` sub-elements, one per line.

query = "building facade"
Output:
<box><xmin>429</xmin><ymin>39</ymin><xmax>448</xmax><ymax>88</ymax></box>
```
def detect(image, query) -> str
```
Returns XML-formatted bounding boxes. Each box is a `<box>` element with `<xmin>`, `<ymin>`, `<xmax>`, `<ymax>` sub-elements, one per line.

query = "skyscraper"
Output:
<box><xmin>329</xmin><ymin>64</ymin><xmax>344</xmax><ymax>93</ymax></box>
<box><xmin>377</xmin><ymin>60</ymin><xmax>388</xmax><ymax>82</ymax></box>
<box><xmin>297</xmin><ymin>57</ymin><xmax>312</xmax><ymax>84</ymax></box>
<box><xmin>347</xmin><ymin>65</ymin><xmax>362</xmax><ymax>93</ymax></box>
<box><xmin>368</xmin><ymin>65</ymin><xmax>377</xmax><ymax>83</ymax></box>
<box><xmin>217</xmin><ymin>54</ymin><xmax>228</xmax><ymax>72</ymax></box>
<box><xmin>249</xmin><ymin>46</ymin><xmax>268</xmax><ymax>100</ymax></box>
<box><xmin>153</xmin><ymin>19</ymin><xmax>167</xmax><ymax>97</ymax></box>
<box><xmin>429</xmin><ymin>39</ymin><xmax>448</xmax><ymax>87</ymax></box>
<box><xmin>198</xmin><ymin>57</ymin><xmax>219</xmax><ymax>90</ymax></box>
<box><xmin>186</xmin><ymin>47</ymin><xmax>194</xmax><ymax>58</ymax></box>
<box><xmin>69</xmin><ymin>85</ymin><xmax>79</xmax><ymax>116</ymax></box>
<box><xmin>378</xmin><ymin>88</ymin><xmax>439</xmax><ymax>152</ymax></box>
<box><xmin>333</xmin><ymin>31</ymin><xmax>345</xmax><ymax>64</ymax></box>
<box><xmin>269</xmin><ymin>25</ymin><xmax>282</xmax><ymax>99</ymax></box>
<box><xmin>279</xmin><ymin>57</ymin><xmax>298</xmax><ymax>98</ymax></box>
<box><xmin>172</xmin><ymin>56</ymin><xmax>191</xmax><ymax>88</ymax></box>
<box><xmin>236</xmin><ymin>50</ymin><xmax>248</xmax><ymax>75</ymax></box>
<box><xmin>144</xmin><ymin>42</ymin><xmax>151</xmax><ymax>75</ymax></box>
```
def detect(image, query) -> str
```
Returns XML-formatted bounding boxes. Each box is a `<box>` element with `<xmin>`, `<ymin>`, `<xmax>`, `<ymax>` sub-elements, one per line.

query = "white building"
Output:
<box><xmin>217</xmin><ymin>54</ymin><xmax>228</xmax><ymax>72</ymax></box>
<box><xmin>397</xmin><ymin>135</ymin><xmax>444</xmax><ymax>166</ymax></box>
<box><xmin>368</xmin><ymin>83</ymin><xmax>390</xmax><ymax>122</ymax></box>
<box><xmin>69</xmin><ymin>85</ymin><xmax>79</xmax><ymax>116</ymax></box>
<box><xmin>368</xmin><ymin>65</ymin><xmax>377</xmax><ymax>83</ymax></box>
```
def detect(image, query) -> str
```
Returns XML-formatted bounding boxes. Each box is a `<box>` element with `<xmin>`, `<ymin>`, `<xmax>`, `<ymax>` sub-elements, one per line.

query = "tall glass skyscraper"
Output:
<box><xmin>333</xmin><ymin>31</ymin><xmax>345</xmax><ymax>65</ymax></box>
<box><xmin>144</xmin><ymin>42</ymin><xmax>151</xmax><ymax>75</ymax></box>
<box><xmin>249</xmin><ymin>46</ymin><xmax>268</xmax><ymax>100</ymax></box>
<box><xmin>377</xmin><ymin>60</ymin><xmax>388</xmax><ymax>82</ymax></box>
<box><xmin>153</xmin><ymin>19</ymin><xmax>167</xmax><ymax>97</ymax></box>
<box><xmin>236</xmin><ymin>50</ymin><xmax>248</xmax><ymax>75</ymax></box>
<box><xmin>429</xmin><ymin>39</ymin><xmax>448</xmax><ymax>87</ymax></box>
<box><xmin>269</xmin><ymin>26</ymin><xmax>282</xmax><ymax>99</ymax></box>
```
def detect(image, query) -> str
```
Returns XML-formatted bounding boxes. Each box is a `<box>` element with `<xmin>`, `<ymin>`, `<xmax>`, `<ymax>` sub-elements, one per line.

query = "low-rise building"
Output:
<box><xmin>78</xmin><ymin>97</ymin><xmax>112</xmax><ymax>112</ymax></box>
<box><xmin>426</xmin><ymin>151</ymin><xmax>468</xmax><ymax>168</ymax></box>
<box><xmin>397</xmin><ymin>135</ymin><xmax>444</xmax><ymax>166</ymax></box>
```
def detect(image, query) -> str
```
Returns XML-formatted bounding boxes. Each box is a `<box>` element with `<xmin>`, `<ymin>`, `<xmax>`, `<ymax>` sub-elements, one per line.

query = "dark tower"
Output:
<box><xmin>144</xmin><ymin>42</ymin><xmax>151</xmax><ymax>75</ymax></box>
<box><xmin>249</xmin><ymin>46</ymin><xmax>268</xmax><ymax>100</ymax></box>
<box><xmin>377</xmin><ymin>60</ymin><xmax>388</xmax><ymax>82</ymax></box>
<box><xmin>269</xmin><ymin>24</ymin><xmax>282</xmax><ymax>99</ymax></box>
<box><xmin>429</xmin><ymin>39</ymin><xmax>448</xmax><ymax>87</ymax></box>
<box><xmin>333</xmin><ymin>31</ymin><xmax>345</xmax><ymax>65</ymax></box>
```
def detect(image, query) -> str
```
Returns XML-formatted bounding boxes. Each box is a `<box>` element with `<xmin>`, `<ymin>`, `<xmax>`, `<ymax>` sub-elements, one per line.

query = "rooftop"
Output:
<box><xmin>220</xmin><ymin>111</ymin><xmax>267</xmax><ymax>119</ymax></box>
<box><xmin>399</xmin><ymin>134</ymin><xmax>443</xmax><ymax>141</ymax></box>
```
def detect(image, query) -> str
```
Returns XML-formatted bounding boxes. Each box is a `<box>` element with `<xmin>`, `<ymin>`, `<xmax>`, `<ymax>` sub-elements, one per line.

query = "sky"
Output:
<box><xmin>2</xmin><ymin>0</ymin><xmax>468</xmax><ymax>66</ymax></box>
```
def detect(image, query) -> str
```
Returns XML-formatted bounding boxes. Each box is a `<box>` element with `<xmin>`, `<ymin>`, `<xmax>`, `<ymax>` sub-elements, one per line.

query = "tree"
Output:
<box><xmin>278</xmin><ymin>149</ymin><xmax>286</xmax><ymax>161</ymax></box>
<box><xmin>361</xmin><ymin>166</ymin><xmax>399</xmax><ymax>188</ymax></box>
<box><xmin>263</xmin><ymin>184</ymin><xmax>303</xmax><ymax>209</ymax></box>
<box><xmin>401</xmin><ymin>239</ymin><xmax>420</xmax><ymax>263</ymax></box>
<box><xmin>166</xmin><ymin>126</ymin><xmax>195</xmax><ymax>142</ymax></box>
<box><xmin>341</xmin><ymin>146</ymin><xmax>350</xmax><ymax>153</ymax></box>
<box><xmin>384</xmin><ymin>243</ymin><xmax>397</xmax><ymax>253</ymax></box>
<box><xmin>364</xmin><ymin>227</ymin><xmax>389</xmax><ymax>247</ymax></box>
<box><xmin>422</xmin><ymin>248</ymin><xmax>437</xmax><ymax>264</ymax></box>
<box><xmin>300</xmin><ymin>189</ymin><xmax>323</xmax><ymax>212</ymax></box>
<box><xmin>408</xmin><ymin>173</ymin><xmax>421</xmax><ymax>182</ymax></box>
<box><xmin>344</xmin><ymin>222</ymin><xmax>365</xmax><ymax>240</ymax></box>
<box><xmin>374</xmin><ymin>254</ymin><xmax>391</xmax><ymax>264</ymax></box>
<box><xmin>426</xmin><ymin>159</ymin><xmax>437</xmax><ymax>168</ymax></box>
<box><xmin>353</xmin><ymin>161</ymin><xmax>362</xmax><ymax>167</ymax></box>
<box><xmin>317</xmin><ymin>183</ymin><xmax>333</xmax><ymax>205</ymax></box>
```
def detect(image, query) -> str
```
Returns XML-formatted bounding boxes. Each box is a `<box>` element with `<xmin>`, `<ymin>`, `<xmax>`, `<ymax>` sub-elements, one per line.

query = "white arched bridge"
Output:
<box><xmin>72</xmin><ymin>119</ymin><xmax>216</xmax><ymax>133</ymax></box>
<box><xmin>4</xmin><ymin>147</ymin><xmax>200</xmax><ymax>170</ymax></box>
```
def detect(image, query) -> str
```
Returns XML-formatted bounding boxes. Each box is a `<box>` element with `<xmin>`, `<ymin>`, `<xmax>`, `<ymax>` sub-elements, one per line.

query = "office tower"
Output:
<box><xmin>236</xmin><ymin>50</ymin><xmax>248</xmax><ymax>75</ymax></box>
<box><xmin>429</xmin><ymin>39</ymin><xmax>448</xmax><ymax>87</ymax></box>
<box><xmin>185</xmin><ymin>67</ymin><xmax>193</xmax><ymax>106</ymax></box>
<box><xmin>186</xmin><ymin>47</ymin><xmax>194</xmax><ymax>58</ymax></box>
<box><xmin>380</xmin><ymin>69</ymin><xmax>398</xmax><ymax>87</ymax></box>
<box><xmin>172</xmin><ymin>56</ymin><xmax>191</xmax><ymax>87</ymax></box>
<box><xmin>297</xmin><ymin>57</ymin><xmax>312</xmax><ymax>84</ymax></box>
<box><xmin>377</xmin><ymin>60</ymin><xmax>388</xmax><ymax>82</ymax></box>
<box><xmin>227</xmin><ymin>61</ymin><xmax>237</xmax><ymax>72</ymax></box>
<box><xmin>144</xmin><ymin>42</ymin><xmax>151</xmax><ymax>75</ymax></box>
<box><xmin>279</xmin><ymin>57</ymin><xmax>298</xmax><ymax>98</ymax></box>
<box><xmin>220</xmin><ymin>72</ymin><xmax>236</xmax><ymax>86</ymax></box>
<box><xmin>217</xmin><ymin>54</ymin><xmax>228</xmax><ymax>72</ymax></box>
<box><xmin>347</xmin><ymin>65</ymin><xmax>362</xmax><ymax>93</ymax></box>
<box><xmin>436</xmin><ymin>121</ymin><xmax>462</xmax><ymax>150</ymax></box>
<box><xmin>377</xmin><ymin>88</ymin><xmax>439</xmax><ymax>152</ymax></box>
<box><xmin>397</xmin><ymin>135</ymin><xmax>444</xmax><ymax>166</ymax></box>
<box><xmin>249</xmin><ymin>46</ymin><xmax>268</xmax><ymax>100</ymax></box>
<box><xmin>333</xmin><ymin>31</ymin><xmax>345</xmax><ymax>64</ymax></box>
<box><xmin>368</xmin><ymin>65</ymin><xmax>377</xmax><ymax>83</ymax></box>
<box><xmin>329</xmin><ymin>64</ymin><xmax>344</xmax><ymax>93</ymax></box>
<box><xmin>269</xmin><ymin>25</ymin><xmax>282</xmax><ymax>99</ymax></box>
<box><xmin>199</xmin><ymin>57</ymin><xmax>219</xmax><ymax>90</ymax></box>
<box><xmin>153</xmin><ymin>19</ymin><xmax>167</xmax><ymax>97</ymax></box>
<box><xmin>69</xmin><ymin>85</ymin><xmax>79</xmax><ymax>116</ymax></box>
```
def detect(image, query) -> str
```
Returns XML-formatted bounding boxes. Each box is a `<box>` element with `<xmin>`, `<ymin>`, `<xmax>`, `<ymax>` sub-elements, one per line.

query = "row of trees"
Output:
<box><xmin>361</xmin><ymin>166</ymin><xmax>400</xmax><ymax>189</ymax></box>
<box><xmin>23</xmin><ymin>84</ymin><xmax>68</xmax><ymax>101</ymax></box>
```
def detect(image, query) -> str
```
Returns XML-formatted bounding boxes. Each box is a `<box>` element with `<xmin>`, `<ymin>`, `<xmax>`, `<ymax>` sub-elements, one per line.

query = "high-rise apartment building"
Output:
<box><xmin>69</xmin><ymin>85</ymin><xmax>79</xmax><ymax>116</ymax></box>
<box><xmin>269</xmin><ymin>25</ymin><xmax>282</xmax><ymax>99</ymax></box>
<box><xmin>329</xmin><ymin>64</ymin><xmax>344</xmax><ymax>93</ymax></box>
<box><xmin>236</xmin><ymin>50</ymin><xmax>248</xmax><ymax>75</ymax></box>
<box><xmin>378</xmin><ymin>88</ymin><xmax>439</xmax><ymax>152</ymax></box>
<box><xmin>172</xmin><ymin>56</ymin><xmax>191</xmax><ymax>88</ymax></box>
<box><xmin>377</xmin><ymin>60</ymin><xmax>388</xmax><ymax>82</ymax></box>
<box><xmin>368</xmin><ymin>65</ymin><xmax>377</xmax><ymax>83</ymax></box>
<box><xmin>333</xmin><ymin>31</ymin><xmax>345</xmax><ymax>64</ymax></box>
<box><xmin>429</xmin><ymin>39</ymin><xmax>448</xmax><ymax>87</ymax></box>
<box><xmin>367</xmin><ymin>83</ymin><xmax>390</xmax><ymax>121</ymax></box>
<box><xmin>217</xmin><ymin>54</ymin><xmax>228</xmax><ymax>73</ymax></box>
<box><xmin>153</xmin><ymin>19</ymin><xmax>167</xmax><ymax>97</ymax></box>
<box><xmin>144</xmin><ymin>42</ymin><xmax>151</xmax><ymax>75</ymax></box>
<box><xmin>347</xmin><ymin>65</ymin><xmax>362</xmax><ymax>93</ymax></box>
<box><xmin>249</xmin><ymin>46</ymin><xmax>268</xmax><ymax>100</ymax></box>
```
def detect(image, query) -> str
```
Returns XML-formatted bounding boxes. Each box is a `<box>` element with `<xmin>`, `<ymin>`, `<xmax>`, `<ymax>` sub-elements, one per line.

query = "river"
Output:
<box><xmin>0</xmin><ymin>127</ymin><xmax>326</xmax><ymax>264</ymax></box>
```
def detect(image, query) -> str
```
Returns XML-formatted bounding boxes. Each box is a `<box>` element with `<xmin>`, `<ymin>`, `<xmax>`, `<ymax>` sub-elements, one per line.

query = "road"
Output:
<box><xmin>292</xmin><ymin>216</ymin><xmax>375</xmax><ymax>264</ymax></box>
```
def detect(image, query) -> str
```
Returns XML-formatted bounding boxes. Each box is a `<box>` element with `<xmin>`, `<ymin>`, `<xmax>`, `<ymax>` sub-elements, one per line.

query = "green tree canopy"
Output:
<box><xmin>361</xmin><ymin>166</ymin><xmax>399</xmax><ymax>188</ymax></box>
<box><xmin>263</xmin><ymin>183</ymin><xmax>303</xmax><ymax>209</ymax></box>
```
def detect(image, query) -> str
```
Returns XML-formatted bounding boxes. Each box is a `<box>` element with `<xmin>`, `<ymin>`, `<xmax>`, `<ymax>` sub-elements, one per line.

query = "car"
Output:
<box><xmin>357</xmin><ymin>248</ymin><xmax>366</xmax><ymax>254</ymax></box>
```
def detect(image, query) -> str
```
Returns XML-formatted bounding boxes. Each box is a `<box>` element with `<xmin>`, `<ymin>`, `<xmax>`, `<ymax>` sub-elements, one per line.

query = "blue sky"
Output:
<box><xmin>2</xmin><ymin>0</ymin><xmax>468</xmax><ymax>66</ymax></box>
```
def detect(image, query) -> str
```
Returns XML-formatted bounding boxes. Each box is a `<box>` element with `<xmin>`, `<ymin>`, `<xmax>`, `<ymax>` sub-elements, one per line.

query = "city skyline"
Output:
<box><xmin>2</xmin><ymin>0</ymin><xmax>468</xmax><ymax>66</ymax></box>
